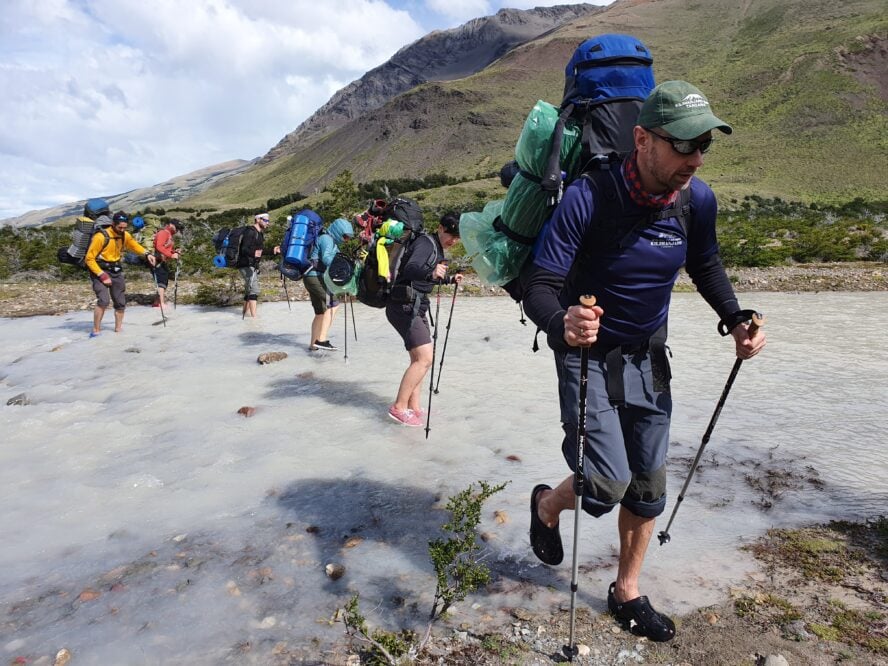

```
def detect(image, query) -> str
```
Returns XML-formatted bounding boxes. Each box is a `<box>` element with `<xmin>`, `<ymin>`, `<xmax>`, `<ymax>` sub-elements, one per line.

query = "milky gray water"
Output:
<box><xmin>1</xmin><ymin>292</ymin><xmax>886</xmax><ymax>663</ymax></box>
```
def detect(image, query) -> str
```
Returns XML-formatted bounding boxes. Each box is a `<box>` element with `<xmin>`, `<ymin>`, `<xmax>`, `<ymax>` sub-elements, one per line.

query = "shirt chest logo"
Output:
<box><xmin>650</xmin><ymin>231</ymin><xmax>683</xmax><ymax>248</ymax></box>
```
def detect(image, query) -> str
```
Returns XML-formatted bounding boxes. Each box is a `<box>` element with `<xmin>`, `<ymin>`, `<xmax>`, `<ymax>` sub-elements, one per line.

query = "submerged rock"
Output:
<box><xmin>54</xmin><ymin>648</ymin><xmax>72</xmax><ymax>666</ymax></box>
<box><xmin>257</xmin><ymin>351</ymin><xmax>287</xmax><ymax>365</ymax></box>
<box><xmin>325</xmin><ymin>562</ymin><xmax>345</xmax><ymax>580</ymax></box>
<box><xmin>237</xmin><ymin>406</ymin><xmax>256</xmax><ymax>417</ymax></box>
<box><xmin>6</xmin><ymin>393</ymin><xmax>30</xmax><ymax>406</ymax></box>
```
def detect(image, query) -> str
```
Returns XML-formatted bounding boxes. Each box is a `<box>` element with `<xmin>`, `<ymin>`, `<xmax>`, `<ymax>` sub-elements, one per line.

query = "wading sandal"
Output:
<box><xmin>607</xmin><ymin>582</ymin><xmax>676</xmax><ymax>642</ymax></box>
<box><xmin>529</xmin><ymin>484</ymin><xmax>563</xmax><ymax>565</ymax></box>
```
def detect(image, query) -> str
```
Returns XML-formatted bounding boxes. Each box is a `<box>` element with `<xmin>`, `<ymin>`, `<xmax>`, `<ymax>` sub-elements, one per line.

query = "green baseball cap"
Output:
<box><xmin>638</xmin><ymin>80</ymin><xmax>732</xmax><ymax>140</ymax></box>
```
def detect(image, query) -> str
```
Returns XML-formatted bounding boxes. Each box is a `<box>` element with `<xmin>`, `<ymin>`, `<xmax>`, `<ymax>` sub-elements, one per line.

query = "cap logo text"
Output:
<box><xmin>675</xmin><ymin>93</ymin><xmax>709</xmax><ymax>109</ymax></box>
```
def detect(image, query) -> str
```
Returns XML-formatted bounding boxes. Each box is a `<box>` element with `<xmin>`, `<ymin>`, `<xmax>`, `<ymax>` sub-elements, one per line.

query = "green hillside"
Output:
<box><xmin>183</xmin><ymin>0</ymin><xmax>887</xmax><ymax>210</ymax></box>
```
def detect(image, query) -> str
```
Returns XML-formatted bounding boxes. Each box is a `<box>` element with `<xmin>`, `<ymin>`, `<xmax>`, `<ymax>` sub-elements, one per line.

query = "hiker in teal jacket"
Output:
<box><xmin>304</xmin><ymin>217</ymin><xmax>354</xmax><ymax>351</ymax></box>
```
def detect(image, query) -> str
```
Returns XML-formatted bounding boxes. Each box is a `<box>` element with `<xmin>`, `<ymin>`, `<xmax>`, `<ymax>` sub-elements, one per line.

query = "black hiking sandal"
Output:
<box><xmin>529</xmin><ymin>484</ymin><xmax>563</xmax><ymax>565</ymax></box>
<box><xmin>607</xmin><ymin>582</ymin><xmax>676</xmax><ymax>642</ymax></box>
<box><xmin>314</xmin><ymin>340</ymin><xmax>338</xmax><ymax>351</ymax></box>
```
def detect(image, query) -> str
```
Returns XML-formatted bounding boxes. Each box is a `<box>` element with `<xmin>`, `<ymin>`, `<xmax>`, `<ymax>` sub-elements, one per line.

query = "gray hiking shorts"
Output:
<box><xmin>91</xmin><ymin>271</ymin><xmax>126</xmax><ymax>310</ymax></box>
<box><xmin>239</xmin><ymin>266</ymin><xmax>260</xmax><ymax>301</ymax></box>
<box><xmin>554</xmin><ymin>345</ymin><xmax>672</xmax><ymax>519</ymax></box>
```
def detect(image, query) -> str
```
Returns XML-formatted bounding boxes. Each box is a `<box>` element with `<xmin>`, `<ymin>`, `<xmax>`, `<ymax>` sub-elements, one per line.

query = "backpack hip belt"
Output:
<box><xmin>97</xmin><ymin>259</ymin><xmax>122</xmax><ymax>273</ymax></box>
<box><xmin>594</xmin><ymin>323</ymin><xmax>670</xmax><ymax>405</ymax></box>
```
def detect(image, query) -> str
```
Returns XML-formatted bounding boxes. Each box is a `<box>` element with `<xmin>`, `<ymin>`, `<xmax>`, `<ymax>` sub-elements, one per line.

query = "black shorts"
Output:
<box><xmin>385</xmin><ymin>299</ymin><xmax>431</xmax><ymax>350</ymax></box>
<box><xmin>153</xmin><ymin>263</ymin><xmax>170</xmax><ymax>289</ymax></box>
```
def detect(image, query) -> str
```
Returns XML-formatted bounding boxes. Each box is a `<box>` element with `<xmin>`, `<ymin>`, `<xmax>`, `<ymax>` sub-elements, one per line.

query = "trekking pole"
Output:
<box><xmin>424</xmin><ymin>283</ymin><xmax>443</xmax><ymax>440</ymax></box>
<box><xmin>151</xmin><ymin>268</ymin><xmax>167</xmax><ymax>328</ymax></box>
<box><xmin>564</xmin><ymin>294</ymin><xmax>596</xmax><ymax>662</ymax></box>
<box><xmin>173</xmin><ymin>261</ymin><xmax>180</xmax><ymax>310</ymax></box>
<box><xmin>281</xmin><ymin>273</ymin><xmax>291</xmax><ymax>311</ymax></box>
<box><xmin>658</xmin><ymin>312</ymin><xmax>765</xmax><ymax>546</ymax></box>
<box><xmin>343</xmin><ymin>296</ymin><xmax>349</xmax><ymax>363</ymax></box>
<box><xmin>350</xmin><ymin>295</ymin><xmax>357</xmax><ymax>341</ymax></box>
<box><xmin>433</xmin><ymin>283</ymin><xmax>459</xmax><ymax>394</ymax></box>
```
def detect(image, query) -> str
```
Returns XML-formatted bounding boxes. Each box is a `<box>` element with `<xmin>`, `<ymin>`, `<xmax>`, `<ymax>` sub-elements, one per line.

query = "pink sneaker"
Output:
<box><xmin>388</xmin><ymin>405</ymin><xmax>422</xmax><ymax>427</ymax></box>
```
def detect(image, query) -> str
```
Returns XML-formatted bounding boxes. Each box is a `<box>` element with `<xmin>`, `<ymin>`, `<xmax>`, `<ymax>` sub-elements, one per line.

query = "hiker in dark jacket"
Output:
<box><xmin>385</xmin><ymin>213</ymin><xmax>463</xmax><ymax>427</ymax></box>
<box><xmin>238</xmin><ymin>212</ymin><xmax>280</xmax><ymax>318</ymax></box>
<box><xmin>524</xmin><ymin>81</ymin><xmax>766</xmax><ymax>641</ymax></box>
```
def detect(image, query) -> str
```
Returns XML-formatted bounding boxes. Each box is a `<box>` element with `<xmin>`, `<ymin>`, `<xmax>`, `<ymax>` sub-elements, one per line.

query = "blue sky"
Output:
<box><xmin>0</xmin><ymin>1</ymin><xmax>609</xmax><ymax>220</ymax></box>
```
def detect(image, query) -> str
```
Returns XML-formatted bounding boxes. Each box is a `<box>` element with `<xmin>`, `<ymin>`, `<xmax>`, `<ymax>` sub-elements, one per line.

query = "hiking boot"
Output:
<box><xmin>315</xmin><ymin>340</ymin><xmax>338</xmax><ymax>351</ymax></box>
<box><xmin>607</xmin><ymin>582</ymin><xmax>676</xmax><ymax>642</ymax></box>
<box><xmin>388</xmin><ymin>405</ymin><xmax>422</xmax><ymax>427</ymax></box>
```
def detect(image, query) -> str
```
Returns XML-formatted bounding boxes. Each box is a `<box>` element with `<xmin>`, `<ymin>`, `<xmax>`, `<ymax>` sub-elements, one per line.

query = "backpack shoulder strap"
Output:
<box><xmin>93</xmin><ymin>228</ymin><xmax>112</xmax><ymax>256</ymax></box>
<box><xmin>579</xmin><ymin>169</ymin><xmax>694</xmax><ymax>252</ymax></box>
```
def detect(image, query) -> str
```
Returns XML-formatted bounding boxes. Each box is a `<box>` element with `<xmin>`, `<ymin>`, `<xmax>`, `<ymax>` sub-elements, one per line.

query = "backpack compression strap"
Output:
<box><xmin>580</xmin><ymin>168</ymin><xmax>693</xmax><ymax>251</ymax></box>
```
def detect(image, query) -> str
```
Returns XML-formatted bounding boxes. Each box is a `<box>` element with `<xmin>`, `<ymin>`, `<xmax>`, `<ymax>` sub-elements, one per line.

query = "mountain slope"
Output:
<box><xmin>189</xmin><ymin>0</ymin><xmax>887</xmax><ymax>209</ymax></box>
<box><xmin>3</xmin><ymin>160</ymin><xmax>251</xmax><ymax>228</ymax></box>
<box><xmin>262</xmin><ymin>4</ymin><xmax>602</xmax><ymax>162</ymax></box>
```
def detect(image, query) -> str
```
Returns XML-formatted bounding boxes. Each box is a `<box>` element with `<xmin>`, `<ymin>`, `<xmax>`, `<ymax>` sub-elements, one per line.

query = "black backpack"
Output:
<box><xmin>211</xmin><ymin>226</ymin><xmax>248</xmax><ymax>268</ymax></box>
<box><xmin>382</xmin><ymin>197</ymin><xmax>424</xmax><ymax>235</ymax></box>
<box><xmin>356</xmin><ymin>232</ymin><xmax>435</xmax><ymax>309</ymax></box>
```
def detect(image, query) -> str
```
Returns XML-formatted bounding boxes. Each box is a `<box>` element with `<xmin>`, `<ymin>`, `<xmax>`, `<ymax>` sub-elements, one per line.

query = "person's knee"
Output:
<box><xmin>621</xmin><ymin>465</ymin><xmax>668</xmax><ymax>518</ymax></box>
<box><xmin>581</xmin><ymin>473</ymin><xmax>630</xmax><ymax>517</ymax></box>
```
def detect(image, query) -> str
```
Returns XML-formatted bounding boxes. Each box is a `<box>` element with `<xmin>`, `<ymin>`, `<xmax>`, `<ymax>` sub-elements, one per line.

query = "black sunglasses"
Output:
<box><xmin>648</xmin><ymin>130</ymin><xmax>712</xmax><ymax>155</ymax></box>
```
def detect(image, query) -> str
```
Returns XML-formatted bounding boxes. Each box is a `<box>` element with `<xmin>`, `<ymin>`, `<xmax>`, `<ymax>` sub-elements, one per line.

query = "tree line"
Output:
<box><xmin>1</xmin><ymin>181</ymin><xmax>885</xmax><ymax>281</ymax></box>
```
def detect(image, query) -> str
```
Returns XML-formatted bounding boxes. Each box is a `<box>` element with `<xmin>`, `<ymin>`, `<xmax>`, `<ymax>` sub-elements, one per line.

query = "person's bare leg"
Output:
<box><xmin>394</xmin><ymin>344</ymin><xmax>432</xmax><ymax>412</ymax></box>
<box><xmin>247</xmin><ymin>300</ymin><xmax>258</xmax><ymax>318</ymax></box>
<box><xmin>92</xmin><ymin>305</ymin><xmax>106</xmax><ymax>334</ymax></box>
<box><xmin>613</xmin><ymin>506</ymin><xmax>655</xmax><ymax>602</ymax></box>
<box><xmin>310</xmin><ymin>312</ymin><xmax>324</xmax><ymax>345</ymax></box>
<box><xmin>157</xmin><ymin>286</ymin><xmax>166</xmax><ymax>308</ymax></box>
<box><xmin>318</xmin><ymin>305</ymin><xmax>338</xmax><ymax>342</ymax></box>
<box><xmin>114</xmin><ymin>309</ymin><xmax>125</xmax><ymax>332</ymax></box>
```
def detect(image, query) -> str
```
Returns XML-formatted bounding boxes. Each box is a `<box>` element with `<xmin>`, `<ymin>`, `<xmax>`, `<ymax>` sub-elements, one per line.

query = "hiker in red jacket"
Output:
<box><xmin>152</xmin><ymin>219</ymin><xmax>183</xmax><ymax>309</ymax></box>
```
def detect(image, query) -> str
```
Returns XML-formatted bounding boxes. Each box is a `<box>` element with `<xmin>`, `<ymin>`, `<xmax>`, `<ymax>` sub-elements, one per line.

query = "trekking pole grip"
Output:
<box><xmin>578</xmin><ymin>294</ymin><xmax>597</xmax><ymax>347</ymax></box>
<box><xmin>747</xmin><ymin>312</ymin><xmax>765</xmax><ymax>337</ymax></box>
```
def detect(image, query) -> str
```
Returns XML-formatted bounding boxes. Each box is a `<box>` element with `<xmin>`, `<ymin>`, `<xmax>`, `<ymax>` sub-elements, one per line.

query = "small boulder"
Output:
<box><xmin>237</xmin><ymin>406</ymin><xmax>256</xmax><ymax>417</ymax></box>
<box><xmin>258</xmin><ymin>351</ymin><xmax>288</xmax><ymax>365</ymax></box>
<box><xmin>6</xmin><ymin>393</ymin><xmax>30</xmax><ymax>406</ymax></box>
<box><xmin>325</xmin><ymin>562</ymin><xmax>345</xmax><ymax>580</ymax></box>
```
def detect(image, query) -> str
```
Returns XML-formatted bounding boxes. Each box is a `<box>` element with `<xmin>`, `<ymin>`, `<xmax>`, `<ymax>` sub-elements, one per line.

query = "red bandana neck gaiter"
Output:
<box><xmin>622</xmin><ymin>151</ymin><xmax>679</xmax><ymax>209</ymax></box>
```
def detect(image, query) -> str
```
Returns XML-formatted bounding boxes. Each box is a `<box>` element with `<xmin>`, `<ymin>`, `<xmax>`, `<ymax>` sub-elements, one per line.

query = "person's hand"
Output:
<box><xmin>731</xmin><ymin>320</ymin><xmax>766</xmax><ymax>360</ymax></box>
<box><xmin>146</xmin><ymin>254</ymin><xmax>157</xmax><ymax>267</ymax></box>
<box><xmin>273</xmin><ymin>245</ymin><xmax>281</xmax><ymax>255</ymax></box>
<box><xmin>172</xmin><ymin>251</ymin><xmax>180</xmax><ymax>260</ymax></box>
<box><xmin>452</xmin><ymin>273</ymin><xmax>464</xmax><ymax>285</ymax></box>
<box><xmin>432</xmin><ymin>262</ymin><xmax>448</xmax><ymax>281</ymax></box>
<box><xmin>98</xmin><ymin>272</ymin><xmax>112</xmax><ymax>286</ymax></box>
<box><xmin>563</xmin><ymin>301</ymin><xmax>604</xmax><ymax>347</ymax></box>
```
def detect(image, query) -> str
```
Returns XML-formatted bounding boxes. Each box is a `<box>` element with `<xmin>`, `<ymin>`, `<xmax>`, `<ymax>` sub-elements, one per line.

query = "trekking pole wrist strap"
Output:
<box><xmin>718</xmin><ymin>309</ymin><xmax>758</xmax><ymax>336</ymax></box>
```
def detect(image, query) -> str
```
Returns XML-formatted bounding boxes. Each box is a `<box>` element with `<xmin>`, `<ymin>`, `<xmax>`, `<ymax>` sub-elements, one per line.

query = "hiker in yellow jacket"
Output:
<box><xmin>84</xmin><ymin>211</ymin><xmax>156</xmax><ymax>337</ymax></box>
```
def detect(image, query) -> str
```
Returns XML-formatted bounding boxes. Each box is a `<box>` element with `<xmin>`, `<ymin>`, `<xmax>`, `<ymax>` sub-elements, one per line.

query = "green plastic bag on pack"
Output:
<box><xmin>461</xmin><ymin>100</ymin><xmax>581</xmax><ymax>286</ymax></box>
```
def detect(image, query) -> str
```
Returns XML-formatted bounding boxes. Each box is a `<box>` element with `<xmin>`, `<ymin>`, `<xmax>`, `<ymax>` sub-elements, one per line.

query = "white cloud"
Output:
<box><xmin>0</xmin><ymin>0</ymin><xmax>425</xmax><ymax>219</ymax></box>
<box><xmin>0</xmin><ymin>0</ymin><xmax>612</xmax><ymax>219</ymax></box>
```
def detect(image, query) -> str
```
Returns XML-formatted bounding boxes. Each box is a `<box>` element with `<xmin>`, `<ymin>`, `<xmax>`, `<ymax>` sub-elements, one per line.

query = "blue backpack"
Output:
<box><xmin>279</xmin><ymin>208</ymin><xmax>323</xmax><ymax>281</ymax></box>
<box><xmin>540</xmin><ymin>33</ymin><xmax>655</xmax><ymax>194</ymax></box>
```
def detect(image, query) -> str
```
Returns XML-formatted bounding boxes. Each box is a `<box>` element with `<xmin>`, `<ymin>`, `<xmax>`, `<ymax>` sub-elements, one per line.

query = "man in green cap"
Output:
<box><xmin>523</xmin><ymin>81</ymin><xmax>766</xmax><ymax>640</ymax></box>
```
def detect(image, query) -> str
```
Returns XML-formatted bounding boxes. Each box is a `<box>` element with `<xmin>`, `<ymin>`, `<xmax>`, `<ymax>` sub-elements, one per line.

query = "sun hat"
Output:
<box><xmin>638</xmin><ymin>80</ymin><xmax>732</xmax><ymax>140</ymax></box>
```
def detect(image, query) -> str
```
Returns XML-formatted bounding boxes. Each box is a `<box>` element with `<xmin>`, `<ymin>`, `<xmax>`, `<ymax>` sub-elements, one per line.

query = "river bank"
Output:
<box><xmin>0</xmin><ymin>262</ymin><xmax>885</xmax><ymax>319</ymax></box>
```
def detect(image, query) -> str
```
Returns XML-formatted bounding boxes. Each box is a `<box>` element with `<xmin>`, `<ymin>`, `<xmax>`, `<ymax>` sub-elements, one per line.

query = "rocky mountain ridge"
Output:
<box><xmin>261</xmin><ymin>4</ymin><xmax>601</xmax><ymax>162</ymax></box>
<box><xmin>3</xmin><ymin>159</ymin><xmax>252</xmax><ymax>229</ymax></box>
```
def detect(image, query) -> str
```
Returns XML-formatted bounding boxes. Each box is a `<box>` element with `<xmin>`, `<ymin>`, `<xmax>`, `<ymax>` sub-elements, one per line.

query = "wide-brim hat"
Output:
<box><xmin>638</xmin><ymin>80</ymin><xmax>732</xmax><ymax>140</ymax></box>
